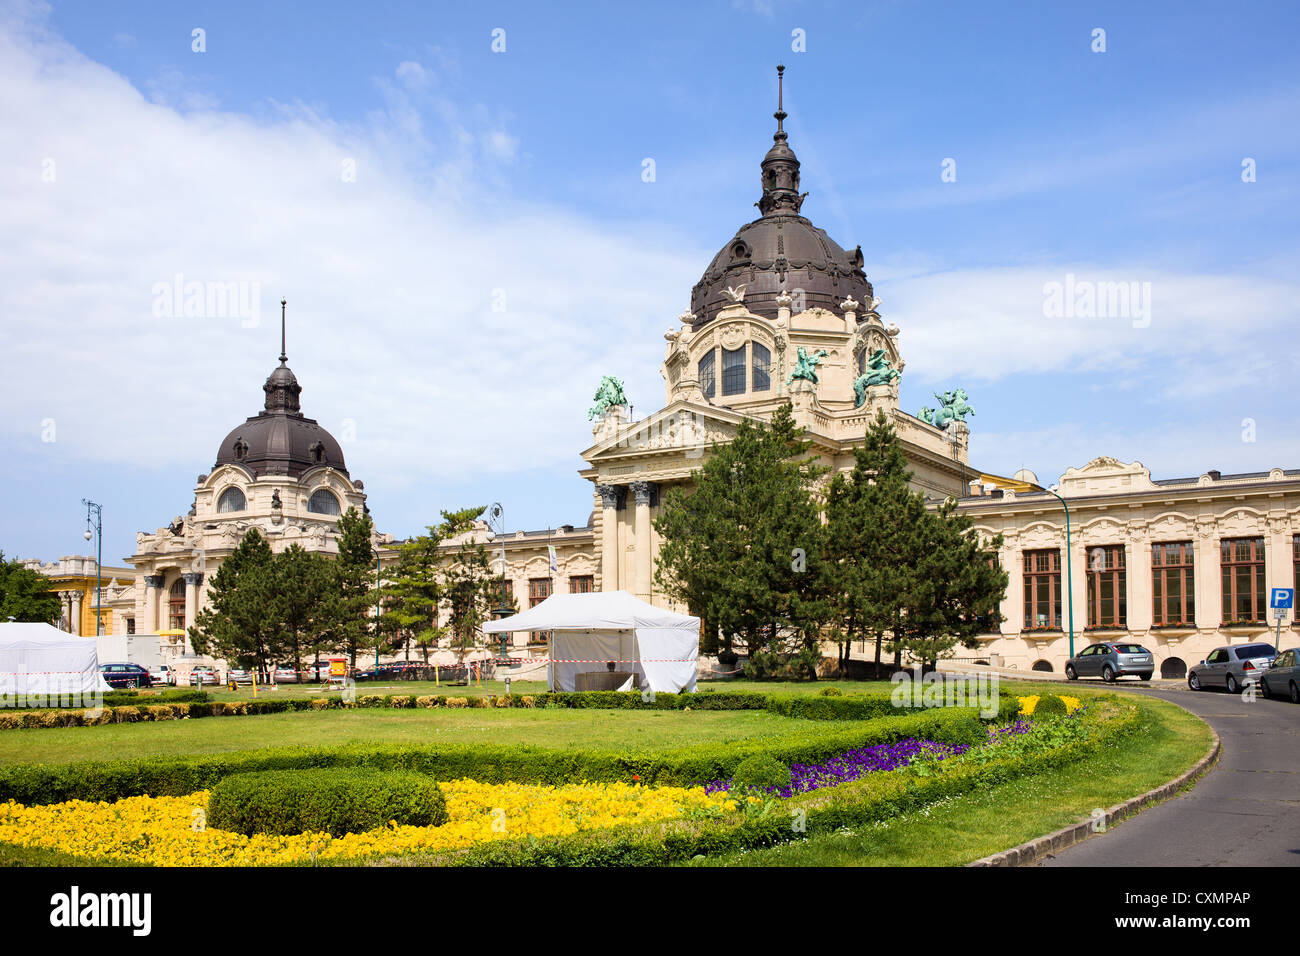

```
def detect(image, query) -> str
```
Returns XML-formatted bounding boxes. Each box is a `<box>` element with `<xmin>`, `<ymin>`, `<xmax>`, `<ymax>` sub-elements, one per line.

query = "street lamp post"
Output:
<box><xmin>81</xmin><ymin>499</ymin><xmax>103</xmax><ymax>636</ymax></box>
<box><xmin>372</xmin><ymin>547</ymin><xmax>382</xmax><ymax>671</ymax></box>
<box><xmin>488</xmin><ymin>503</ymin><xmax>511</xmax><ymax>660</ymax></box>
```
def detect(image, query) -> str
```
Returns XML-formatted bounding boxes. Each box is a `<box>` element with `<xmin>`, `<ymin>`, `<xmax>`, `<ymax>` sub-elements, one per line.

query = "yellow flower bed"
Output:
<box><xmin>1017</xmin><ymin>695</ymin><xmax>1082</xmax><ymax>716</ymax></box>
<box><xmin>0</xmin><ymin>779</ymin><xmax>726</xmax><ymax>867</ymax></box>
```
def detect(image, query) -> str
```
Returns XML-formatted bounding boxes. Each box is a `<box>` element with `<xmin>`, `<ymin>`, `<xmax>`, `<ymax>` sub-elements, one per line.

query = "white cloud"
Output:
<box><xmin>0</xmin><ymin>10</ymin><xmax>698</xmax><ymax>488</ymax></box>
<box><xmin>886</xmin><ymin>265</ymin><xmax>1300</xmax><ymax>399</ymax></box>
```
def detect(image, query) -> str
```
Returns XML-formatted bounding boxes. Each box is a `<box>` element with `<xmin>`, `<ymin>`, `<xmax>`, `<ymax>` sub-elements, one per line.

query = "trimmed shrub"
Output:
<box><xmin>207</xmin><ymin>768</ymin><xmax>448</xmax><ymax>837</ymax></box>
<box><xmin>730</xmin><ymin>755</ymin><xmax>792</xmax><ymax>793</ymax></box>
<box><xmin>446</xmin><ymin>697</ymin><xmax>468</xmax><ymax>708</ymax></box>
<box><xmin>818</xmin><ymin>686</ymin><xmax>843</xmax><ymax>697</ymax></box>
<box><xmin>1033</xmin><ymin>694</ymin><xmax>1068</xmax><ymax>720</ymax></box>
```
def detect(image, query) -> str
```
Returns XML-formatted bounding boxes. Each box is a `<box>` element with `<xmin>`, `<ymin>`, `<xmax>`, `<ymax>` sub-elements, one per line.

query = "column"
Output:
<box><xmin>1126</xmin><ymin>526</ymin><xmax>1152</xmax><ymax>633</ymax></box>
<box><xmin>630</xmin><ymin>481</ymin><xmax>656</xmax><ymax>602</ymax></box>
<box><xmin>143</xmin><ymin>575</ymin><xmax>164</xmax><ymax>634</ymax></box>
<box><xmin>1194</xmin><ymin>522</ymin><xmax>1220</xmax><ymax>630</ymax></box>
<box><xmin>596</xmin><ymin>485</ymin><xmax>622</xmax><ymax>592</ymax></box>
<box><xmin>183</xmin><ymin>571</ymin><xmax>203</xmax><ymax>653</ymax></box>
<box><xmin>69</xmin><ymin>590</ymin><xmax>84</xmax><ymax>636</ymax></box>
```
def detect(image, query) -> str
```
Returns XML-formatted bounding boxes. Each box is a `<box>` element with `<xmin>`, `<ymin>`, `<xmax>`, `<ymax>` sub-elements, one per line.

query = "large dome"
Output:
<box><xmin>213</xmin><ymin>338</ymin><xmax>348</xmax><ymax>479</ymax></box>
<box><xmin>689</xmin><ymin>66</ymin><xmax>873</xmax><ymax>327</ymax></box>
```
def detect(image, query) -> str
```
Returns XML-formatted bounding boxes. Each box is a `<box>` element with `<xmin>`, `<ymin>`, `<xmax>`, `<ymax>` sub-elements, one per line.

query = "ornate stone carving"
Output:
<box><xmin>596</xmin><ymin>484</ymin><xmax>625</xmax><ymax>510</ymax></box>
<box><xmin>629</xmin><ymin>480</ymin><xmax>657</xmax><ymax>506</ymax></box>
<box><xmin>143</xmin><ymin>575</ymin><xmax>165</xmax><ymax>589</ymax></box>
<box><xmin>722</xmin><ymin>285</ymin><xmax>746</xmax><ymax>303</ymax></box>
<box><xmin>182</xmin><ymin>571</ymin><xmax>204</xmax><ymax>587</ymax></box>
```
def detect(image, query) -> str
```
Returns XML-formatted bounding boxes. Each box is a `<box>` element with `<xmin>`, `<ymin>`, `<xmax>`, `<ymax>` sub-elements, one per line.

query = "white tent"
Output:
<box><xmin>483</xmin><ymin>590</ymin><xmax>699</xmax><ymax>693</ymax></box>
<box><xmin>0</xmin><ymin>622</ymin><xmax>113</xmax><ymax>703</ymax></box>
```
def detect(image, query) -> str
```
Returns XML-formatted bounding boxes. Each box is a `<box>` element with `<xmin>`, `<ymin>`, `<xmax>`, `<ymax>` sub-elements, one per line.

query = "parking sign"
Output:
<box><xmin>1269</xmin><ymin>587</ymin><xmax>1294</xmax><ymax>610</ymax></box>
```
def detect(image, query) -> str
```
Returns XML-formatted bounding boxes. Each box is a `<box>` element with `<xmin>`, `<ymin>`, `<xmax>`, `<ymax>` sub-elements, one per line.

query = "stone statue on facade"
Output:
<box><xmin>852</xmin><ymin>349</ymin><xmax>901</xmax><ymax>407</ymax></box>
<box><xmin>918</xmin><ymin>388</ymin><xmax>974</xmax><ymax>429</ymax></box>
<box><xmin>786</xmin><ymin>346</ymin><xmax>829</xmax><ymax>386</ymax></box>
<box><xmin>587</xmin><ymin>375</ymin><xmax>628</xmax><ymax>420</ymax></box>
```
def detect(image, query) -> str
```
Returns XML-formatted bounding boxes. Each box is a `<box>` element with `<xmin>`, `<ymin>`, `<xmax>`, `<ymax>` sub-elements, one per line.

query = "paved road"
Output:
<box><xmin>1041</xmin><ymin>683</ymin><xmax>1300</xmax><ymax>866</ymax></box>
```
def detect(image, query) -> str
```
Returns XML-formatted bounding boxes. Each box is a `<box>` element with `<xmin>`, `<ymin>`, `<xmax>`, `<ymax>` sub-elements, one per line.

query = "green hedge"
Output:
<box><xmin>403</xmin><ymin>699</ymin><xmax>1141</xmax><ymax>867</ymax></box>
<box><xmin>0</xmin><ymin>687</ymin><xmax>1024</xmax><ymax>730</ymax></box>
<box><xmin>0</xmin><ymin>705</ymin><xmax>996</xmax><ymax>806</ymax></box>
<box><xmin>207</xmin><ymin>768</ymin><xmax>447</xmax><ymax>837</ymax></box>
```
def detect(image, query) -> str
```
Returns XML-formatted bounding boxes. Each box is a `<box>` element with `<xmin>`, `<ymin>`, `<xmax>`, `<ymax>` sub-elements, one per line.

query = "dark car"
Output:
<box><xmin>100</xmin><ymin>662</ymin><xmax>153</xmax><ymax>689</ymax></box>
<box><xmin>1188</xmin><ymin>643</ymin><xmax>1276</xmax><ymax>693</ymax></box>
<box><xmin>1064</xmin><ymin>642</ymin><xmax>1155</xmax><ymax>682</ymax></box>
<box><xmin>1259</xmin><ymin>648</ymin><xmax>1300</xmax><ymax>703</ymax></box>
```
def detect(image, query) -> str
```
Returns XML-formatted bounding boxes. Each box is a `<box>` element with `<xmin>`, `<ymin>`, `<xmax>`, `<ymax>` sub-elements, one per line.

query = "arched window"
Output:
<box><xmin>1031</xmin><ymin>659</ymin><xmax>1054</xmax><ymax>673</ymax></box>
<box><xmin>752</xmin><ymin>343</ymin><xmax>771</xmax><ymax>392</ymax></box>
<box><xmin>308</xmin><ymin>489</ymin><xmax>341</xmax><ymax>515</ymax></box>
<box><xmin>168</xmin><ymin>579</ymin><xmax>186</xmax><ymax>631</ymax></box>
<box><xmin>216</xmin><ymin>487</ymin><xmax>246</xmax><ymax>513</ymax></box>
<box><xmin>721</xmin><ymin>346</ymin><xmax>746</xmax><ymax>396</ymax></box>
<box><xmin>698</xmin><ymin>350</ymin><xmax>716</xmax><ymax>400</ymax></box>
<box><xmin>1160</xmin><ymin>657</ymin><xmax>1187</xmax><ymax>679</ymax></box>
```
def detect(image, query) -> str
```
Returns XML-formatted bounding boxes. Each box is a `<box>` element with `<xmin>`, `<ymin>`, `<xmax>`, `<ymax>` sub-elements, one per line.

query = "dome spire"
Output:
<box><xmin>263</xmin><ymin>297</ymin><xmax>302</xmax><ymax>415</ymax></box>
<box><xmin>758</xmin><ymin>64</ymin><xmax>804</xmax><ymax>217</ymax></box>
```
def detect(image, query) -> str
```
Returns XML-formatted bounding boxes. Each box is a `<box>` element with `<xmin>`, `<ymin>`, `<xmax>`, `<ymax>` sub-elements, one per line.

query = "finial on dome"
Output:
<box><xmin>279</xmin><ymin>298</ymin><xmax>287</xmax><ymax>365</ymax></box>
<box><xmin>775</xmin><ymin>64</ymin><xmax>786</xmax><ymax>135</ymax></box>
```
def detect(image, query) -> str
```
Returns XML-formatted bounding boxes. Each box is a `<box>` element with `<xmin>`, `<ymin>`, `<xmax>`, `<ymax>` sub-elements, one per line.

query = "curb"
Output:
<box><xmin>967</xmin><ymin>702</ymin><xmax>1221</xmax><ymax>867</ymax></box>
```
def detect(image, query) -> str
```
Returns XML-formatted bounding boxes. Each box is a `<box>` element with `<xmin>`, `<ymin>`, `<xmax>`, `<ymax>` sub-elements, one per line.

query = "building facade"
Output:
<box><xmin>960</xmin><ymin>458</ymin><xmax>1300</xmax><ymax>676</ymax></box>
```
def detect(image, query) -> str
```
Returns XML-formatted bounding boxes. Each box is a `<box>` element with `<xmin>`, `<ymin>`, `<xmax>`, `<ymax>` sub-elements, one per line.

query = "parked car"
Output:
<box><xmin>100</xmin><ymin>662</ymin><xmax>153</xmax><ymax>689</ymax></box>
<box><xmin>1259</xmin><ymin>648</ymin><xmax>1300</xmax><ymax>703</ymax></box>
<box><xmin>188</xmin><ymin>666</ymin><xmax>219</xmax><ymax>687</ymax></box>
<box><xmin>1064</xmin><ymin>642</ymin><xmax>1155</xmax><ymax>682</ymax></box>
<box><xmin>228</xmin><ymin>669</ymin><xmax>254</xmax><ymax>685</ymax></box>
<box><xmin>273</xmin><ymin>666</ymin><xmax>303</xmax><ymax>684</ymax></box>
<box><xmin>1188</xmin><ymin>643</ymin><xmax>1276</xmax><ymax>693</ymax></box>
<box><xmin>147</xmin><ymin>664</ymin><xmax>175</xmax><ymax>686</ymax></box>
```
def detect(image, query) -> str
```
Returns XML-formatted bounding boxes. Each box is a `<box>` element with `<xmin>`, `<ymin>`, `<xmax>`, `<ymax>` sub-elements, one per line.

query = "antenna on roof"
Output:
<box><xmin>279</xmin><ymin>298</ymin><xmax>287</xmax><ymax>365</ymax></box>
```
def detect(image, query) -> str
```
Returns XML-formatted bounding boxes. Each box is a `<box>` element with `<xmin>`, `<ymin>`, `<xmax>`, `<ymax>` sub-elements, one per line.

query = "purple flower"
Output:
<box><xmin>704</xmin><ymin>737</ymin><xmax>971</xmax><ymax>798</ymax></box>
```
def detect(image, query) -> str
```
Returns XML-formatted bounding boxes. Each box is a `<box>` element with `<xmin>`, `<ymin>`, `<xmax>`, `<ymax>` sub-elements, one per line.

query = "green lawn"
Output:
<box><xmin>681</xmin><ymin>691</ymin><xmax>1211</xmax><ymax>866</ymax></box>
<box><xmin>0</xmin><ymin>707</ymin><xmax>870</xmax><ymax>765</ymax></box>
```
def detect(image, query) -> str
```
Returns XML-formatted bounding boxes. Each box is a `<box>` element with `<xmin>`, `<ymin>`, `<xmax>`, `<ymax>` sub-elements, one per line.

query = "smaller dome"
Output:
<box><xmin>213</xmin><ymin>324</ymin><xmax>348</xmax><ymax>479</ymax></box>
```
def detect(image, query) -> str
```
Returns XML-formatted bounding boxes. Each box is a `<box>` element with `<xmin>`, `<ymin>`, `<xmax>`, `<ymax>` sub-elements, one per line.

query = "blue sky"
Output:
<box><xmin>2</xmin><ymin>0</ymin><xmax>1298</xmax><ymax>566</ymax></box>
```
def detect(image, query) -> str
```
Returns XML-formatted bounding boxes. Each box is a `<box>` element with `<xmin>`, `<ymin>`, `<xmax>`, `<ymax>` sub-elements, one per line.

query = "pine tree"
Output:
<box><xmin>438</xmin><ymin>507</ymin><xmax>497</xmax><ymax>666</ymax></box>
<box><xmin>330</xmin><ymin>507</ymin><xmax>377</xmax><ymax>668</ymax></box>
<box><xmin>271</xmin><ymin>544</ymin><xmax>332</xmax><ymax>675</ymax></box>
<box><xmin>825</xmin><ymin>410</ymin><xmax>929</xmax><ymax>672</ymax></box>
<box><xmin>191</xmin><ymin>529</ymin><xmax>281</xmax><ymax>675</ymax></box>
<box><xmin>655</xmin><ymin>403</ymin><xmax>829</xmax><ymax>678</ymax></box>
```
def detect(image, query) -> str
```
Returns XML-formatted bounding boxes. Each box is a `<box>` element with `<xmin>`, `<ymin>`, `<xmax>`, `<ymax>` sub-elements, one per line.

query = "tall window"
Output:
<box><xmin>528</xmin><ymin>577</ymin><xmax>553</xmax><ymax>644</ymax></box>
<box><xmin>721</xmin><ymin>346</ymin><xmax>746</xmax><ymax>396</ymax></box>
<box><xmin>569</xmin><ymin>575</ymin><xmax>594</xmax><ymax>594</ymax></box>
<box><xmin>698</xmin><ymin>351</ymin><xmax>716</xmax><ymax>400</ymax></box>
<box><xmin>1152</xmin><ymin>541</ymin><xmax>1195</xmax><ymax>627</ymax></box>
<box><xmin>1086</xmin><ymin>545</ymin><xmax>1127</xmax><ymax>628</ymax></box>
<box><xmin>217</xmin><ymin>487</ymin><xmax>246</xmax><ymax>512</ymax></box>
<box><xmin>1293</xmin><ymin>535</ymin><xmax>1300</xmax><ymax>595</ymax></box>
<box><xmin>168</xmin><ymin>578</ymin><xmax>186</xmax><ymax>631</ymax></box>
<box><xmin>308</xmin><ymin>489</ymin><xmax>340</xmax><ymax>515</ymax></box>
<box><xmin>1023</xmin><ymin>549</ymin><xmax>1061</xmax><ymax>629</ymax></box>
<box><xmin>752</xmin><ymin>343</ymin><xmax>771</xmax><ymax>392</ymax></box>
<box><xmin>1221</xmin><ymin>537</ymin><xmax>1266</xmax><ymax>624</ymax></box>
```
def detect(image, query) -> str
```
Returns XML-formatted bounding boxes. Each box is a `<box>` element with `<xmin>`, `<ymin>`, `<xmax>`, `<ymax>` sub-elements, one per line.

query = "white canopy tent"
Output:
<box><xmin>0</xmin><ymin>622</ymin><xmax>113</xmax><ymax>702</ymax></box>
<box><xmin>482</xmin><ymin>591</ymin><xmax>700</xmax><ymax>693</ymax></box>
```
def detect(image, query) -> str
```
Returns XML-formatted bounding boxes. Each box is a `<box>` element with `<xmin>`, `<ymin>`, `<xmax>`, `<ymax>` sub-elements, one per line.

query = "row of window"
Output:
<box><xmin>1022</xmin><ymin>536</ymin><xmax>1285</xmax><ymax>631</ymax></box>
<box><xmin>699</xmin><ymin>343</ymin><xmax>772</xmax><ymax>400</ymax></box>
<box><xmin>216</xmin><ymin>487</ymin><xmax>340</xmax><ymax>515</ymax></box>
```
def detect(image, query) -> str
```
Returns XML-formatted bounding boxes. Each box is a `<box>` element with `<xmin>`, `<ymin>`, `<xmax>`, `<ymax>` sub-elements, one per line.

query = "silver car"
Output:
<box><xmin>1065</xmin><ymin>642</ymin><xmax>1155</xmax><ymax>682</ymax></box>
<box><xmin>1188</xmin><ymin>643</ymin><xmax>1276</xmax><ymax>693</ymax></box>
<box><xmin>1259</xmin><ymin>647</ymin><xmax>1300</xmax><ymax>703</ymax></box>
